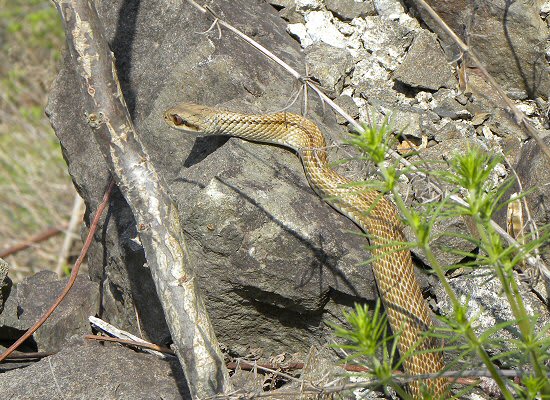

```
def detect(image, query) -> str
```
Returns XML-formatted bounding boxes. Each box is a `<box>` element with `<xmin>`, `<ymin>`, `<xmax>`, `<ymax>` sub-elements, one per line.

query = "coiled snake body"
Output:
<box><xmin>164</xmin><ymin>103</ymin><xmax>447</xmax><ymax>397</ymax></box>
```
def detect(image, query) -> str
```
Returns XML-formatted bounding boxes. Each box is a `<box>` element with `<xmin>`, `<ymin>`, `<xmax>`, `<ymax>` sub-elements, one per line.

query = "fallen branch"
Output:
<box><xmin>0</xmin><ymin>225</ymin><xmax>66</xmax><ymax>258</ymax></box>
<box><xmin>227</xmin><ymin>360</ymin><xmax>366</xmax><ymax>373</ymax></box>
<box><xmin>88</xmin><ymin>316</ymin><xmax>168</xmax><ymax>358</ymax></box>
<box><xmin>55</xmin><ymin>193</ymin><xmax>84</xmax><ymax>277</ymax></box>
<box><xmin>229</xmin><ymin>359</ymin><xmax>474</xmax><ymax>385</ymax></box>
<box><xmin>51</xmin><ymin>1</ymin><xmax>231</xmax><ymax>397</ymax></box>
<box><xmin>208</xmin><ymin>365</ymin><xmax>547</xmax><ymax>399</ymax></box>
<box><xmin>0</xmin><ymin>179</ymin><xmax>114</xmax><ymax>362</ymax></box>
<box><xmin>84</xmin><ymin>334</ymin><xmax>175</xmax><ymax>356</ymax></box>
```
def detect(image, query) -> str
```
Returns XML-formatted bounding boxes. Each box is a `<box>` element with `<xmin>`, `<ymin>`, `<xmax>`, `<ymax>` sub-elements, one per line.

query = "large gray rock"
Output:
<box><xmin>0</xmin><ymin>258</ymin><xmax>10</xmax><ymax>315</ymax></box>
<box><xmin>46</xmin><ymin>0</ymin><xmax>388</xmax><ymax>357</ymax></box>
<box><xmin>326</xmin><ymin>0</ymin><xmax>376</xmax><ymax>21</ymax></box>
<box><xmin>0</xmin><ymin>339</ymin><xmax>189</xmax><ymax>399</ymax></box>
<box><xmin>305</xmin><ymin>43</ymin><xmax>354</xmax><ymax>98</ymax></box>
<box><xmin>393</xmin><ymin>31</ymin><xmax>455</xmax><ymax>91</ymax></box>
<box><xmin>0</xmin><ymin>271</ymin><xmax>99</xmax><ymax>352</ymax></box>
<box><xmin>510</xmin><ymin>136</ymin><xmax>550</xmax><ymax>278</ymax></box>
<box><xmin>432</xmin><ymin>88</ymin><xmax>471</xmax><ymax>120</ymax></box>
<box><xmin>409</xmin><ymin>0</ymin><xmax>550</xmax><ymax>99</ymax></box>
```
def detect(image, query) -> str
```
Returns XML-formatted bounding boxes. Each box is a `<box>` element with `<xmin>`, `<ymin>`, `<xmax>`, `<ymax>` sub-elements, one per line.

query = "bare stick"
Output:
<box><xmin>89</xmin><ymin>316</ymin><xmax>167</xmax><ymax>358</ymax></box>
<box><xmin>51</xmin><ymin>1</ymin><xmax>231</xmax><ymax>397</ymax></box>
<box><xmin>84</xmin><ymin>334</ymin><xmax>175</xmax><ymax>356</ymax></box>
<box><xmin>0</xmin><ymin>226</ymin><xmax>66</xmax><ymax>258</ymax></box>
<box><xmin>55</xmin><ymin>193</ymin><xmax>84</xmax><ymax>277</ymax></box>
<box><xmin>501</xmin><ymin>155</ymin><xmax>548</xmax><ymax>281</ymax></box>
<box><xmin>0</xmin><ymin>180</ymin><xmax>114</xmax><ymax>362</ymax></box>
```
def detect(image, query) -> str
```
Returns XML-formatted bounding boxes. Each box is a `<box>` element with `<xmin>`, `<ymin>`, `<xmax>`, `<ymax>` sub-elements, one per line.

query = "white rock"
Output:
<box><xmin>372</xmin><ymin>0</ymin><xmax>405</xmax><ymax>17</ymax></box>
<box><xmin>351</xmin><ymin>57</ymin><xmax>390</xmax><ymax>85</ymax></box>
<box><xmin>361</xmin><ymin>17</ymin><xmax>406</xmax><ymax>51</ymax></box>
<box><xmin>341</xmin><ymin>87</ymin><xmax>355</xmax><ymax>97</ymax></box>
<box><xmin>470</xmin><ymin>392</ymin><xmax>492</xmax><ymax>400</ymax></box>
<box><xmin>295</xmin><ymin>0</ymin><xmax>323</xmax><ymax>12</ymax></box>
<box><xmin>335</xmin><ymin>24</ymin><xmax>364</xmax><ymax>55</ymax></box>
<box><xmin>335</xmin><ymin>20</ymin><xmax>355</xmax><ymax>36</ymax></box>
<box><xmin>349</xmin><ymin>16</ymin><xmax>368</xmax><ymax>31</ymax></box>
<box><xmin>415</xmin><ymin>91</ymin><xmax>433</xmax><ymax>110</ymax></box>
<box><xmin>397</xmin><ymin>12</ymin><xmax>421</xmax><ymax>31</ymax></box>
<box><xmin>287</xmin><ymin>23</ymin><xmax>314</xmax><ymax>47</ymax></box>
<box><xmin>304</xmin><ymin>11</ymin><xmax>348</xmax><ymax>48</ymax></box>
<box><xmin>415</xmin><ymin>91</ymin><xmax>433</xmax><ymax>103</ymax></box>
<box><xmin>493</xmin><ymin>163</ymin><xmax>507</xmax><ymax>178</ymax></box>
<box><xmin>359</xmin><ymin>16</ymin><xmax>412</xmax><ymax>69</ymax></box>
<box><xmin>515</xmin><ymin>100</ymin><xmax>537</xmax><ymax>116</ymax></box>
<box><xmin>482</xmin><ymin>125</ymin><xmax>495</xmax><ymax>141</ymax></box>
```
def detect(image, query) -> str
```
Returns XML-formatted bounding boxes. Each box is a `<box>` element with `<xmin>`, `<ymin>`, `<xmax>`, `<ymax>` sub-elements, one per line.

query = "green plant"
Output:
<box><xmin>331</xmin><ymin>301</ymin><xmax>412</xmax><ymax>398</ymax></box>
<box><xmin>331</xmin><ymin>120</ymin><xmax>550</xmax><ymax>399</ymax></box>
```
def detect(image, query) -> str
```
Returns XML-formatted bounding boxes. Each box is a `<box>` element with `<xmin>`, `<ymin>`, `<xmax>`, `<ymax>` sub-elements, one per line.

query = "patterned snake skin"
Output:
<box><xmin>164</xmin><ymin>103</ymin><xmax>448</xmax><ymax>397</ymax></box>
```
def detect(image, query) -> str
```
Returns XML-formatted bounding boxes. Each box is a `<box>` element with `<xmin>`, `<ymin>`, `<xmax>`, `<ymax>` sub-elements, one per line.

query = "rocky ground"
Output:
<box><xmin>1</xmin><ymin>0</ymin><xmax>549</xmax><ymax>398</ymax></box>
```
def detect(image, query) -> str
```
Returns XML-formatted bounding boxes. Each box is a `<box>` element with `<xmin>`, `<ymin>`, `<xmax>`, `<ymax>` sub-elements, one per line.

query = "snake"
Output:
<box><xmin>163</xmin><ymin>103</ymin><xmax>448</xmax><ymax>397</ymax></box>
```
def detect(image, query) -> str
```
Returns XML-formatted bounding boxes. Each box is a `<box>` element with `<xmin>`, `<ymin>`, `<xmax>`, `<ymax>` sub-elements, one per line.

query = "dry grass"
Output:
<box><xmin>0</xmin><ymin>0</ymin><xmax>81</xmax><ymax>282</ymax></box>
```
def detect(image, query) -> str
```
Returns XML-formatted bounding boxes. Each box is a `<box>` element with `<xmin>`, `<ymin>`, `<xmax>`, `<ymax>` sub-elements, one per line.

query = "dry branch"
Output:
<box><xmin>55</xmin><ymin>193</ymin><xmax>84</xmax><ymax>277</ymax></box>
<box><xmin>51</xmin><ymin>0</ymin><xmax>231</xmax><ymax>398</ymax></box>
<box><xmin>0</xmin><ymin>180</ymin><xmax>114</xmax><ymax>363</ymax></box>
<box><xmin>88</xmin><ymin>316</ymin><xmax>168</xmax><ymax>358</ymax></box>
<box><xmin>0</xmin><ymin>226</ymin><xmax>66</xmax><ymax>258</ymax></box>
<box><xmin>84</xmin><ymin>334</ymin><xmax>176</xmax><ymax>356</ymax></box>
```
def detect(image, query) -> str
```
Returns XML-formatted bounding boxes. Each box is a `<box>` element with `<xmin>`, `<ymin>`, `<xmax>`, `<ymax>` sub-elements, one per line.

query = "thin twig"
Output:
<box><xmin>48</xmin><ymin>357</ymin><xmax>66</xmax><ymax>400</ymax></box>
<box><xmin>88</xmin><ymin>316</ymin><xmax>167</xmax><ymax>358</ymax></box>
<box><xmin>0</xmin><ymin>225</ymin><xmax>67</xmax><ymax>258</ymax></box>
<box><xmin>55</xmin><ymin>194</ymin><xmax>84</xmax><ymax>277</ymax></box>
<box><xmin>0</xmin><ymin>179</ymin><xmax>115</xmax><ymax>363</ymax></box>
<box><xmin>501</xmin><ymin>154</ymin><xmax>547</xmax><ymax>282</ymax></box>
<box><xmin>226</xmin><ymin>360</ymin><xmax>472</xmax><ymax>385</ymax></box>
<box><xmin>84</xmin><ymin>334</ymin><xmax>175</xmax><ymax>356</ymax></box>
<box><xmin>233</xmin><ymin>359</ymin><xmax>303</xmax><ymax>384</ymax></box>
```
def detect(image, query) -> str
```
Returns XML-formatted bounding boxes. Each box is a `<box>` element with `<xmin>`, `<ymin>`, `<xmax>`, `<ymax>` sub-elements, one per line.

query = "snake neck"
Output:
<box><xmin>211</xmin><ymin>111</ymin><xmax>327</xmax><ymax>155</ymax></box>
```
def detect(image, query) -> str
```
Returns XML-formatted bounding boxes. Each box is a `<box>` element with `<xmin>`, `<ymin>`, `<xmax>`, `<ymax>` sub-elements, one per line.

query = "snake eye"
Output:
<box><xmin>172</xmin><ymin>114</ymin><xmax>185</xmax><ymax>126</ymax></box>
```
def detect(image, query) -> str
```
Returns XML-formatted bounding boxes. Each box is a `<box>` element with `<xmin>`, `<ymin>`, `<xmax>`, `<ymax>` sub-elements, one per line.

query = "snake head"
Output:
<box><xmin>163</xmin><ymin>102</ymin><xmax>215</xmax><ymax>133</ymax></box>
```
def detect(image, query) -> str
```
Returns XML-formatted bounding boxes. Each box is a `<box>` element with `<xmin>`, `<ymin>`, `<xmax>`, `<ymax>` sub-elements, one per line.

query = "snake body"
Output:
<box><xmin>164</xmin><ymin>103</ymin><xmax>447</xmax><ymax>397</ymax></box>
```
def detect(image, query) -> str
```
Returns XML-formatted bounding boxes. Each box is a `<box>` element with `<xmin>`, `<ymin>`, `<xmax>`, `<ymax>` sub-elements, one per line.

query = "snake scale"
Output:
<box><xmin>164</xmin><ymin>103</ymin><xmax>448</xmax><ymax>398</ymax></box>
